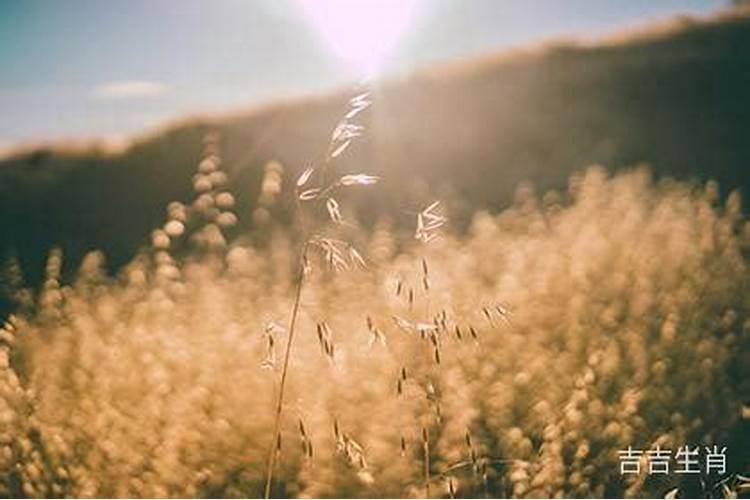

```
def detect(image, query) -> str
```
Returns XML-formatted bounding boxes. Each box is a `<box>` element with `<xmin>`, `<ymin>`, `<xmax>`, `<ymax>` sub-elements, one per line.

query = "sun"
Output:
<box><xmin>297</xmin><ymin>0</ymin><xmax>420</xmax><ymax>78</ymax></box>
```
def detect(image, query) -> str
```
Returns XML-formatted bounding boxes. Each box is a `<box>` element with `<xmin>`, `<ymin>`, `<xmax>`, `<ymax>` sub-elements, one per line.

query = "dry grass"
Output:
<box><xmin>1</xmin><ymin>162</ymin><xmax>749</xmax><ymax>497</ymax></box>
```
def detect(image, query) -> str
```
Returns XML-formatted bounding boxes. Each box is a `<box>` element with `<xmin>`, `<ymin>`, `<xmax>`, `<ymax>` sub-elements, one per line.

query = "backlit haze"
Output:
<box><xmin>0</xmin><ymin>0</ymin><xmax>726</xmax><ymax>148</ymax></box>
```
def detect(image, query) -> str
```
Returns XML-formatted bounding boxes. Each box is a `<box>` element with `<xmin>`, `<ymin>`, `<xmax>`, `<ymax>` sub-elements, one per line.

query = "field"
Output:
<box><xmin>2</xmin><ymin>146</ymin><xmax>748</xmax><ymax>497</ymax></box>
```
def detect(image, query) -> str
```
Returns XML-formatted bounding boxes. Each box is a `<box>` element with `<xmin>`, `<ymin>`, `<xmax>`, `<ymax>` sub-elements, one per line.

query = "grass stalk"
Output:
<box><xmin>263</xmin><ymin>242</ymin><xmax>309</xmax><ymax>498</ymax></box>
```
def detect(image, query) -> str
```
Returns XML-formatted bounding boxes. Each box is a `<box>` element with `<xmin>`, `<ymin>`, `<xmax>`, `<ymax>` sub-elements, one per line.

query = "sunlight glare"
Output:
<box><xmin>297</xmin><ymin>0</ymin><xmax>419</xmax><ymax>78</ymax></box>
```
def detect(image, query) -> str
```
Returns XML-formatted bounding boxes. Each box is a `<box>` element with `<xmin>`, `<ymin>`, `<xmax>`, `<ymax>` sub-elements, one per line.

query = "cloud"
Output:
<box><xmin>93</xmin><ymin>80</ymin><xmax>169</xmax><ymax>100</ymax></box>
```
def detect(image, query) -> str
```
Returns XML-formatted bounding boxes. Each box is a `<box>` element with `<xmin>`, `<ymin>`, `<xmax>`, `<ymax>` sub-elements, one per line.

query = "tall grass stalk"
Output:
<box><xmin>263</xmin><ymin>90</ymin><xmax>373</xmax><ymax>497</ymax></box>
<box><xmin>264</xmin><ymin>241</ymin><xmax>308</xmax><ymax>499</ymax></box>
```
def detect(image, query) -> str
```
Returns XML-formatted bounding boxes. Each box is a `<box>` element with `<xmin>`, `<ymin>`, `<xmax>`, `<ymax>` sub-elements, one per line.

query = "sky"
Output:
<box><xmin>0</xmin><ymin>0</ymin><xmax>729</xmax><ymax>148</ymax></box>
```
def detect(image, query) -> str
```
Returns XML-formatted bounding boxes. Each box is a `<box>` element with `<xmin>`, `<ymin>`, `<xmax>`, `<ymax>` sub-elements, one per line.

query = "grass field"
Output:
<box><xmin>2</xmin><ymin>152</ymin><xmax>748</xmax><ymax>497</ymax></box>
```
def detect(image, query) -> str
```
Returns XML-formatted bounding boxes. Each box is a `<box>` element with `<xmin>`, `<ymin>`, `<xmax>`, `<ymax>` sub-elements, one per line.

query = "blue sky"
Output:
<box><xmin>0</xmin><ymin>0</ymin><xmax>728</xmax><ymax>147</ymax></box>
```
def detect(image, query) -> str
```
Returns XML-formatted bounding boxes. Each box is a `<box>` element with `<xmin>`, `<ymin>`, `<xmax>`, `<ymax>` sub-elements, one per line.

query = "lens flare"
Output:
<box><xmin>297</xmin><ymin>0</ymin><xmax>419</xmax><ymax>77</ymax></box>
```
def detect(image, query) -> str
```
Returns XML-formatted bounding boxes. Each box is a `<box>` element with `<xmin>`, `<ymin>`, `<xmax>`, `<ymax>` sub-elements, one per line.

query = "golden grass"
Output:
<box><xmin>1</xmin><ymin>165</ymin><xmax>748</xmax><ymax>498</ymax></box>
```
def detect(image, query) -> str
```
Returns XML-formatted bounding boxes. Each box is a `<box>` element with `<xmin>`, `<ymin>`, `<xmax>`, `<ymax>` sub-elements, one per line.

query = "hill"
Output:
<box><xmin>1</xmin><ymin>8</ymin><xmax>750</xmax><ymax>289</ymax></box>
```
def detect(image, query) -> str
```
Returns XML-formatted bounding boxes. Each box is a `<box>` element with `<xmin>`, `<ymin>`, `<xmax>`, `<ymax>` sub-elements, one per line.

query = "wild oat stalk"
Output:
<box><xmin>263</xmin><ymin>90</ymin><xmax>374</xmax><ymax>498</ymax></box>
